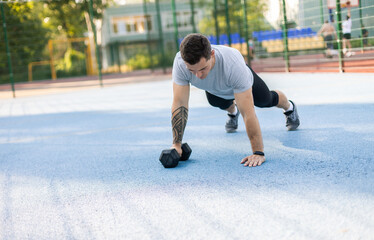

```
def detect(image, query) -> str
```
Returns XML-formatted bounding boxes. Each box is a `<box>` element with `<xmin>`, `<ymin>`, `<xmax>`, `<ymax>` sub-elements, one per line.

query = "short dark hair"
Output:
<box><xmin>180</xmin><ymin>33</ymin><xmax>211</xmax><ymax>65</ymax></box>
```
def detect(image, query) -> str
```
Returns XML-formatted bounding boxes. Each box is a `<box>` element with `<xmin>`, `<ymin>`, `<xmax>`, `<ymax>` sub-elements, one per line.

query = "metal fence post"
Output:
<box><xmin>281</xmin><ymin>0</ymin><xmax>290</xmax><ymax>72</ymax></box>
<box><xmin>319</xmin><ymin>0</ymin><xmax>324</xmax><ymax>24</ymax></box>
<box><xmin>335</xmin><ymin>0</ymin><xmax>344</xmax><ymax>72</ymax></box>
<box><xmin>115</xmin><ymin>42</ymin><xmax>121</xmax><ymax>73</ymax></box>
<box><xmin>242</xmin><ymin>0</ymin><xmax>250</xmax><ymax>66</ymax></box>
<box><xmin>143</xmin><ymin>0</ymin><xmax>154</xmax><ymax>72</ymax></box>
<box><xmin>155</xmin><ymin>0</ymin><xmax>166</xmax><ymax>73</ymax></box>
<box><xmin>213</xmin><ymin>0</ymin><xmax>220</xmax><ymax>44</ymax></box>
<box><xmin>190</xmin><ymin>0</ymin><xmax>196</xmax><ymax>33</ymax></box>
<box><xmin>171</xmin><ymin>0</ymin><xmax>179</xmax><ymax>51</ymax></box>
<box><xmin>48</xmin><ymin>40</ymin><xmax>57</xmax><ymax>80</ymax></box>
<box><xmin>1</xmin><ymin>4</ymin><xmax>15</xmax><ymax>98</ymax></box>
<box><xmin>359</xmin><ymin>0</ymin><xmax>364</xmax><ymax>52</ymax></box>
<box><xmin>224</xmin><ymin>0</ymin><xmax>231</xmax><ymax>46</ymax></box>
<box><xmin>88</xmin><ymin>0</ymin><xmax>103</xmax><ymax>87</ymax></box>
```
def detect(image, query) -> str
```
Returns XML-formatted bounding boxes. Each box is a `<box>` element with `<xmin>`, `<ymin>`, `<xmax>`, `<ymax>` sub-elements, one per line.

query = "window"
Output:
<box><xmin>146</xmin><ymin>16</ymin><xmax>152</xmax><ymax>31</ymax></box>
<box><xmin>163</xmin><ymin>11</ymin><xmax>195</xmax><ymax>30</ymax></box>
<box><xmin>111</xmin><ymin>15</ymin><xmax>152</xmax><ymax>35</ymax></box>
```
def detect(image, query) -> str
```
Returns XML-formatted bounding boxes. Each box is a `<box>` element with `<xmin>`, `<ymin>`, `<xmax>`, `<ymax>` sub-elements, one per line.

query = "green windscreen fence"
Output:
<box><xmin>1</xmin><ymin>0</ymin><xmax>374</xmax><ymax>96</ymax></box>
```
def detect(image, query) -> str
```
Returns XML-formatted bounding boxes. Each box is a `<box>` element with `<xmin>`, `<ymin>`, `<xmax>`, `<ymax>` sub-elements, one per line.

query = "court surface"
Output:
<box><xmin>0</xmin><ymin>73</ymin><xmax>373</xmax><ymax>239</ymax></box>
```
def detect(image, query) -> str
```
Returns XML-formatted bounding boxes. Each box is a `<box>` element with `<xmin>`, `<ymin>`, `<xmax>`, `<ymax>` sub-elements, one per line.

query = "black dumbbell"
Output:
<box><xmin>180</xmin><ymin>143</ymin><xmax>192</xmax><ymax>161</ymax></box>
<box><xmin>159</xmin><ymin>143</ymin><xmax>192</xmax><ymax>168</ymax></box>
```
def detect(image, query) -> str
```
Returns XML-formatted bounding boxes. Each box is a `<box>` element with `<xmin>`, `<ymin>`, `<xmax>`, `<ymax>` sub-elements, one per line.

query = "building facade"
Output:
<box><xmin>101</xmin><ymin>2</ymin><xmax>202</xmax><ymax>71</ymax></box>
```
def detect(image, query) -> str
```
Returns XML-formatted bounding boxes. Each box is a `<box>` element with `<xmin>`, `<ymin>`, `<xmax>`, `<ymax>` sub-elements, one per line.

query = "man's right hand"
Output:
<box><xmin>241</xmin><ymin>154</ymin><xmax>266</xmax><ymax>167</ymax></box>
<box><xmin>171</xmin><ymin>143</ymin><xmax>182</xmax><ymax>156</ymax></box>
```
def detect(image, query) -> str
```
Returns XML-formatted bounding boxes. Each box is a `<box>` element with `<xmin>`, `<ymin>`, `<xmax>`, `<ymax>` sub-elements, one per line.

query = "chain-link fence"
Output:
<box><xmin>1</xmin><ymin>0</ymin><xmax>374</xmax><ymax>97</ymax></box>
<box><xmin>252</xmin><ymin>0</ymin><xmax>374</xmax><ymax>72</ymax></box>
<box><xmin>0</xmin><ymin>0</ymin><xmax>104</xmax><ymax>97</ymax></box>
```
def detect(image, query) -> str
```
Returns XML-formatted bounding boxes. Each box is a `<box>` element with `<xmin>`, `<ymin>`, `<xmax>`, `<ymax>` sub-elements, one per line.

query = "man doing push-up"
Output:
<box><xmin>170</xmin><ymin>33</ymin><xmax>300</xmax><ymax>167</ymax></box>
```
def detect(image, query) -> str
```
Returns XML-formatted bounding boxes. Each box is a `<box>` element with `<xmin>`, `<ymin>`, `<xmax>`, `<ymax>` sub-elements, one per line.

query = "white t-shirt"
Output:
<box><xmin>342</xmin><ymin>18</ymin><xmax>352</xmax><ymax>34</ymax></box>
<box><xmin>172</xmin><ymin>45</ymin><xmax>253</xmax><ymax>100</ymax></box>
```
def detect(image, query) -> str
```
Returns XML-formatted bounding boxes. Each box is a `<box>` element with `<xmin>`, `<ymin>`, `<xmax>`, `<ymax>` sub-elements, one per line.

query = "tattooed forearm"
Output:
<box><xmin>172</xmin><ymin>106</ymin><xmax>188</xmax><ymax>144</ymax></box>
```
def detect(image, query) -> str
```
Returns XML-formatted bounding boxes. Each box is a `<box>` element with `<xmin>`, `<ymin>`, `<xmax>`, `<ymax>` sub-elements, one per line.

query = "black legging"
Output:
<box><xmin>206</xmin><ymin>66</ymin><xmax>279</xmax><ymax>110</ymax></box>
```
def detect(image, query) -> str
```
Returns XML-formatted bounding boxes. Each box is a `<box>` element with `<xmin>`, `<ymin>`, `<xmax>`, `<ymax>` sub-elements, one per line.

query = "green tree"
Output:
<box><xmin>41</xmin><ymin>0</ymin><xmax>113</xmax><ymax>79</ymax></box>
<box><xmin>0</xmin><ymin>2</ymin><xmax>48</xmax><ymax>84</ymax></box>
<box><xmin>0</xmin><ymin>0</ymin><xmax>114</xmax><ymax>84</ymax></box>
<box><xmin>43</xmin><ymin>0</ymin><xmax>112</xmax><ymax>38</ymax></box>
<box><xmin>197</xmin><ymin>0</ymin><xmax>271</xmax><ymax>37</ymax></box>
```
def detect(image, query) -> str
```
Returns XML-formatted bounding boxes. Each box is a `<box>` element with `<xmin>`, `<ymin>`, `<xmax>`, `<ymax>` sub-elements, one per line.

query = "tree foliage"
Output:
<box><xmin>197</xmin><ymin>0</ymin><xmax>271</xmax><ymax>37</ymax></box>
<box><xmin>0</xmin><ymin>0</ymin><xmax>112</xmax><ymax>84</ymax></box>
<box><xmin>42</xmin><ymin>0</ymin><xmax>112</xmax><ymax>38</ymax></box>
<box><xmin>0</xmin><ymin>2</ymin><xmax>48</xmax><ymax>83</ymax></box>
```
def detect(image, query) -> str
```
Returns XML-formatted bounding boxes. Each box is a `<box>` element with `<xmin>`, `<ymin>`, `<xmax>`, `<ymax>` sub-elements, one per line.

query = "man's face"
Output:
<box><xmin>185</xmin><ymin>50</ymin><xmax>215</xmax><ymax>80</ymax></box>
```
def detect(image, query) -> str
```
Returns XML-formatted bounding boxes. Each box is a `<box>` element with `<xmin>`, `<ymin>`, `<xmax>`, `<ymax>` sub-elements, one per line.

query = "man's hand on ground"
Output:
<box><xmin>241</xmin><ymin>155</ymin><xmax>265</xmax><ymax>167</ymax></box>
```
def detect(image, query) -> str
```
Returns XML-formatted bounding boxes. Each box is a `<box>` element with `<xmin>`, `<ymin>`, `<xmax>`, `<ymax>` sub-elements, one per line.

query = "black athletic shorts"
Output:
<box><xmin>343</xmin><ymin>33</ymin><xmax>351</xmax><ymax>39</ymax></box>
<box><xmin>324</xmin><ymin>35</ymin><xmax>334</xmax><ymax>49</ymax></box>
<box><xmin>205</xmin><ymin>65</ymin><xmax>279</xmax><ymax>110</ymax></box>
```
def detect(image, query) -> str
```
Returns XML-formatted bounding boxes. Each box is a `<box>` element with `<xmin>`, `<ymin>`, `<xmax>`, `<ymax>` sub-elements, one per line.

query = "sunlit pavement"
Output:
<box><xmin>0</xmin><ymin>73</ymin><xmax>373</xmax><ymax>239</ymax></box>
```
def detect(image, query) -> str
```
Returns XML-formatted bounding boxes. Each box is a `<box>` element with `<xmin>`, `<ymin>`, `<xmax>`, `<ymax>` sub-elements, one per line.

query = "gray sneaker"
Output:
<box><xmin>225</xmin><ymin>110</ymin><xmax>240</xmax><ymax>133</ymax></box>
<box><xmin>284</xmin><ymin>100</ymin><xmax>300</xmax><ymax>131</ymax></box>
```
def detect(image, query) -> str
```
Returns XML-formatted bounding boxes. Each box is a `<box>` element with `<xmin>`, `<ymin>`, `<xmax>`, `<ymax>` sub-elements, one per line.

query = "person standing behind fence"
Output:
<box><xmin>318</xmin><ymin>20</ymin><xmax>337</xmax><ymax>58</ymax></box>
<box><xmin>342</xmin><ymin>2</ymin><xmax>354</xmax><ymax>57</ymax></box>
<box><xmin>361</xmin><ymin>25</ymin><xmax>369</xmax><ymax>47</ymax></box>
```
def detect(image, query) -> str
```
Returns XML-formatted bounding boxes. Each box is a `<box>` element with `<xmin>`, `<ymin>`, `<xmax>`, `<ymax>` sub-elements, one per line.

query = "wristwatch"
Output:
<box><xmin>253</xmin><ymin>151</ymin><xmax>265</xmax><ymax>156</ymax></box>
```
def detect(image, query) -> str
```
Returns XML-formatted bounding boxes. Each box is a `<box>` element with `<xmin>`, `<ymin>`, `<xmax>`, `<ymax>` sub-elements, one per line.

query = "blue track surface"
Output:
<box><xmin>0</xmin><ymin>73</ymin><xmax>373</xmax><ymax>239</ymax></box>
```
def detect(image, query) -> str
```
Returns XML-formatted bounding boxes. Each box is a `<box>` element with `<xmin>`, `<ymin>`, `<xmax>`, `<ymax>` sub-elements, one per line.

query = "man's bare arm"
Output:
<box><xmin>171</xmin><ymin>82</ymin><xmax>190</xmax><ymax>155</ymax></box>
<box><xmin>234</xmin><ymin>88</ymin><xmax>265</xmax><ymax>167</ymax></box>
<box><xmin>347</xmin><ymin>2</ymin><xmax>351</xmax><ymax>17</ymax></box>
<box><xmin>172</xmin><ymin>106</ymin><xmax>188</xmax><ymax>144</ymax></box>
